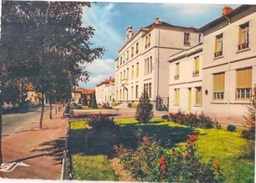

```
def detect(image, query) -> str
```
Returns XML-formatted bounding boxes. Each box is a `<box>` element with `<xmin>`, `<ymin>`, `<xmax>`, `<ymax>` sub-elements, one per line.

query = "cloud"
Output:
<box><xmin>82</xmin><ymin>3</ymin><xmax>123</xmax><ymax>58</ymax></box>
<box><xmin>162</xmin><ymin>4</ymin><xmax>237</xmax><ymax>15</ymax></box>
<box><xmin>79</xmin><ymin>58</ymin><xmax>115</xmax><ymax>88</ymax></box>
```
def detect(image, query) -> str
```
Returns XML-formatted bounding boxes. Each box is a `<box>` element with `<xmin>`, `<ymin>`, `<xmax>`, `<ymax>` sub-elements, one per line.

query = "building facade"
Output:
<box><xmin>95</xmin><ymin>77</ymin><xmax>115</xmax><ymax>105</ymax></box>
<box><xmin>199</xmin><ymin>5</ymin><xmax>256</xmax><ymax>122</ymax></box>
<box><xmin>115</xmin><ymin>18</ymin><xmax>201</xmax><ymax>109</ymax></box>
<box><xmin>168</xmin><ymin>44</ymin><xmax>203</xmax><ymax>113</ymax></box>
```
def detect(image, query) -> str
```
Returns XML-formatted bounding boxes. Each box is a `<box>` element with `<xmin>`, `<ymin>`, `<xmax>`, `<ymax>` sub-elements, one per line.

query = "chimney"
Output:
<box><xmin>125</xmin><ymin>26</ymin><xmax>133</xmax><ymax>42</ymax></box>
<box><xmin>155</xmin><ymin>17</ymin><xmax>162</xmax><ymax>24</ymax></box>
<box><xmin>222</xmin><ymin>6</ymin><xmax>233</xmax><ymax>16</ymax></box>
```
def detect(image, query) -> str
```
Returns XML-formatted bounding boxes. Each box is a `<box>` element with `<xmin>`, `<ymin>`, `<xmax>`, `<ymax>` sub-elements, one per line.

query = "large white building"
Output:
<box><xmin>115</xmin><ymin>18</ymin><xmax>201</xmax><ymax>109</ymax></box>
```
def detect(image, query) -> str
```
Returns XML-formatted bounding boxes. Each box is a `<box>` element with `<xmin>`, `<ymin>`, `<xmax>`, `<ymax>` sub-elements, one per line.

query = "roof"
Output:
<box><xmin>199</xmin><ymin>5</ymin><xmax>255</xmax><ymax>32</ymax></box>
<box><xmin>72</xmin><ymin>88</ymin><xmax>95</xmax><ymax>95</ymax></box>
<box><xmin>96</xmin><ymin>77</ymin><xmax>115</xmax><ymax>87</ymax></box>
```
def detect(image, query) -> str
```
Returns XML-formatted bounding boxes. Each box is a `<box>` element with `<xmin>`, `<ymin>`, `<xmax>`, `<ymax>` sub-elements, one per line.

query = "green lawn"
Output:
<box><xmin>69</xmin><ymin>118</ymin><xmax>255</xmax><ymax>182</ymax></box>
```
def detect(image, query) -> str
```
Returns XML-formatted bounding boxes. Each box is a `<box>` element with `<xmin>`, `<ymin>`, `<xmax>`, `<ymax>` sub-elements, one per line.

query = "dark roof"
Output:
<box><xmin>199</xmin><ymin>5</ymin><xmax>254</xmax><ymax>32</ymax></box>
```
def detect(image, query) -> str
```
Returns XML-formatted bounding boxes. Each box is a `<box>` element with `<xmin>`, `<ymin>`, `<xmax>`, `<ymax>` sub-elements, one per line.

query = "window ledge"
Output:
<box><xmin>194</xmin><ymin>104</ymin><xmax>202</xmax><ymax>107</ymax></box>
<box><xmin>213</xmin><ymin>55</ymin><xmax>224</xmax><ymax>60</ymax></box>
<box><xmin>236</xmin><ymin>48</ymin><xmax>251</xmax><ymax>54</ymax></box>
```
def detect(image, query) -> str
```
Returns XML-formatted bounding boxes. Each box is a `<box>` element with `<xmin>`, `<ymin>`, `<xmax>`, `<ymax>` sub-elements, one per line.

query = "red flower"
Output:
<box><xmin>182</xmin><ymin>152</ymin><xmax>190</xmax><ymax>158</ymax></box>
<box><xmin>142</xmin><ymin>136</ymin><xmax>149</xmax><ymax>142</ymax></box>
<box><xmin>189</xmin><ymin>134</ymin><xmax>197</xmax><ymax>141</ymax></box>
<box><xmin>214</xmin><ymin>162</ymin><xmax>221</xmax><ymax>167</ymax></box>
<box><xmin>92</xmin><ymin>114</ymin><xmax>97</xmax><ymax>118</ymax></box>
<box><xmin>118</xmin><ymin>148</ymin><xmax>125</xmax><ymax>154</ymax></box>
<box><xmin>161</xmin><ymin>164</ymin><xmax>167</xmax><ymax>171</ymax></box>
<box><xmin>159</xmin><ymin>157</ymin><xmax>166</xmax><ymax>164</ymax></box>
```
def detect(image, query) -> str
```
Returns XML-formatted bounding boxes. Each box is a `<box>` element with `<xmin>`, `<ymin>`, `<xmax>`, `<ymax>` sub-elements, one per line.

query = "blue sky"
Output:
<box><xmin>79</xmin><ymin>2</ymin><xmax>241</xmax><ymax>89</ymax></box>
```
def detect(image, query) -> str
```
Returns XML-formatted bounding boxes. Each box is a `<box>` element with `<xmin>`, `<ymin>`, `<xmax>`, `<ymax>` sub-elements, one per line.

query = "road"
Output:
<box><xmin>2</xmin><ymin>106</ymin><xmax>51</xmax><ymax>141</ymax></box>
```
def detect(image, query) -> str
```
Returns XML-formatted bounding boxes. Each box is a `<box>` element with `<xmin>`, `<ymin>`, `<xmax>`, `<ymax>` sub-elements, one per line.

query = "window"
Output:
<box><xmin>131</xmin><ymin>47</ymin><xmax>134</xmax><ymax>57</ymax></box>
<box><xmin>174</xmin><ymin>63</ymin><xmax>179</xmax><ymax>79</ymax></box>
<box><xmin>149</xmin><ymin>83</ymin><xmax>152</xmax><ymax>98</ymax></box>
<box><xmin>213</xmin><ymin>72</ymin><xmax>225</xmax><ymax>100</ymax></box>
<box><xmin>148</xmin><ymin>34</ymin><xmax>151</xmax><ymax>47</ymax></box>
<box><xmin>131</xmin><ymin>86</ymin><xmax>134</xmax><ymax>99</ymax></box>
<box><xmin>238</xmin><ymin>22</ymin><xmax>249</xmax><ymax>50</ymax></box>
<box><xmin>136</xmin><ymin>85</ymin><xmax>138</xmax><ymax>99</ymax></box>
<box><xmin>174</xmin><ymin>88</ymin><xmax>180</xmax><ymax>105</ymax></box>
<box><xmin>126</xmin><ymin>50</ymin><xmax>129</xmax><ymax>61</ymax></box>
<box><xmin>136</xmin><ymin>62</ymin><xmax>139</xmax><ymax>77</ymax></box>
<box><xmin>214</xmin><ymin>34</ymin><xmax>223</xmax><ymax>57</ymax></box>
<box><xmin>120</xmin><ymin>57</ymin><xmax>122</xmax><ymax>65</ymax></box>
<box><xmin>145</xmin><ymin>36</ymin><xmax>148</xmax><ymax>48</ymax></box>
<box><xmin>184</xmin><ymin>32</ymin><xmax>190</xmax><ymax>45</ymax></box>
<box><xmin>131</xmin><ymin>65</ymin><xmax>134</xmax><ymax>79</ymax></box>
<box><xmin>136</xmin><ymin>42</ymin><xmax>139</xmax><ymax>54</ymax></box>
<box><xmin>127</xmin><ymin>68</ymin><xmax>129</xmax><ymax>80</ymax></box>
<box><xmin>236</xmin><ymin>67</ymin><xmax>252</xmax><ymax>100</ymax></box>
<box><xmin>195</xmin><ymin>87</ymin><xmax>202</xmax><ymax>105</ymax></box>
<box><xmin>145</xmin><ymin>34</ymin><xmax>151</xmax><ymax>48</ymax></box>
<box><xmin>193</xmin><ymin>56</ymin><xmax>200</xmax><ymax>76</ymax></box>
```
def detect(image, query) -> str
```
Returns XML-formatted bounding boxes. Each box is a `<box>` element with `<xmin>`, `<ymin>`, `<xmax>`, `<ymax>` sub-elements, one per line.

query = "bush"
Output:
<box><xmin>135</xmin><ymin>91</ymin><xmax>153</xmax><ymax>123</ymax></box>
<box><xmin>131</xmin><ymin>102</ymin><xmax>138</xmax><ymax>108</ymax></box>
<box><xmin>161</xmin><ymin>114</ymin><xmax>170</xmax><ymax>121</ymax></box>
<box><xmin>111</xmin><ymin>102</ymin><xmax>119</xmax><ymax>107</ymax></box>
<box><xmin>169</xmin><ymin>111</ymin><xmax>218</xmax><ymax>129</ymax></box>
<box><xmin>127</xmin><ymin>103</ymin><xmax>132</xmax><ymax>108</ymax></box>
<box><xmin>87</xmin><ymin>114</ymin><xmax>119</xmax><ymax>133</ymax></box>
<box><xmin>227</xmin><ymin>124</ymin><xmax>236</xmax><ymax>132</ymax></box>
<box><xmin>116</xmin><ymin>135</ymin><xmax>225</xmax><ymax>182</ymax></box>
<box><xmin>242</xmin><ymin>85</ymin><xmax>255</xmax><ymax>140</ymax></box>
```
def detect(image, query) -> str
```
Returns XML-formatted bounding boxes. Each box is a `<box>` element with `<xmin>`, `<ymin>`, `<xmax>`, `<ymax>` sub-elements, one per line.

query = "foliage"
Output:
<box><xmin>111</xmin><ymin>102</ymin><xmax>119</xmax><ymax>107</ymax></box>
<box><xmin>242</xmin><ymin>85</ymin><xmax>255</xmax><ymax>140</ymax></box>
<box><xmin>72</xmin><ymin>154</ymin><xmax>118</xmax><ymax>181</ymax></box>
<box><xmin>135</xmin><ymin>91</ymin><xmax>153</xmax><ymax>123</ymax></box>
<box><xmin>116</xmin><ymin>135</ymin><xmax>225</xmax><ymax>182</ymax></box>
<box><xmin>131</xmin><ymin>102</ymin><xmax>139</xmax><ymax>108</ymax></box>
<box><xmin>169</xmin><ymin>111</ymin><xmax>220</xmax><ymax>129</ymax></box>
<box><xmin>161</xmin><ymin>114</ymin><xmax>170</xmax><ymax>121</ymax></box>
<box><xmin>227</xmin><ymin>125</ymin><xmax>236</xmax><ymax>132</ymax></box>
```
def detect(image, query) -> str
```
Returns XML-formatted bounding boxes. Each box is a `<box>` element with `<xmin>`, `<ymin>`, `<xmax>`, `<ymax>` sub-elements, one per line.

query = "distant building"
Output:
<box><xmin>72</xmin><ymin>88</ymin><xmax>95</xmax><ymax>105</ymax></box>
<box><xmin>95</xmin><ymin>77</ymin><xmax>115</xmax><ymax>105</ymax></box>
<box><xmin>199</xmin><ymin>5</ymin><xmax>256</xmax><ymax>122</ymax></box>
<box><xmin>115</xmin><ymin>18</ymin><xmax>201</xmax><ymax>109</ymax></box>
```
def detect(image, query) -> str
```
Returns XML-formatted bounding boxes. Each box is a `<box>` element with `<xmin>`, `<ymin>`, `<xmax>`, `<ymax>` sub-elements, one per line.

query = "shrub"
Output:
<box><xmin>161</xmin><ymin>114</ymin><xmax>170</xmax><ymax>121</ymax></box>
<box><xmin>169</xmin><ymin>111</ymin><xmax>218</xmax><ymax>129</ymax></box>
<box><xmin>87</xmin><ymin>113</ymin><xmax>119</xmax><ymax>133</ymax></box>
<box><xmin>242</xmin><ymin>85</ymin><xmax>255</xmax><ymax>140</ymax></box>
<box><xmin>131</xmin><ymin>102</ymin><xmax>138</xmax><ymax>108</ymax></box>
<box><xmin>116</xmin><ymin>135</ymin><xmax>225</xmax><ymax>182</ymax></box>
<box><xmin>127</xmin><ymin>103</ymin><xmax>132</xmax><ymax>108</ymax></box>
<box><xmin>227</xmin><ymin>124</ymin><xmax>236</xmax><ymax>132</ymax></box>
<box><xmin>111</xmin><ymin>102</ymin><xmax>119</xmax><ymax>107</ymax></box>
<box><xmin>135</xmin><ymin>91</ymin><xmax>153</xmax><ymax>123</ymax></box>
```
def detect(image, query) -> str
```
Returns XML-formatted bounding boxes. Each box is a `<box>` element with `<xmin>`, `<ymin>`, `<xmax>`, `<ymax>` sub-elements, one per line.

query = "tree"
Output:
<box><xmin>0</xmin><ymin>1</ymin><xmax>105</xmax><ymax>164</ymax></box>
<box><xmin>135</xmin><ymin>91</ymin><xmax>153</xmax><ymax>123</ymax></box>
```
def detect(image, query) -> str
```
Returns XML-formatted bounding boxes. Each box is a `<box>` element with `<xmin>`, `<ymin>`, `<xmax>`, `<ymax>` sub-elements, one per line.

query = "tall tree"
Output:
<box><xmin>0</xmin><ymin>1</ymin><xmax>105</xmax><ymax>163</ymax></box>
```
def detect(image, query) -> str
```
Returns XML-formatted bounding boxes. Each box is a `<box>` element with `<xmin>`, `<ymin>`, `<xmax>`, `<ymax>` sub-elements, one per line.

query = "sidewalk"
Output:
<box><xmin>0</xmin><ymin>106</ymin><xmax>68</xmax><ymax>180</ymax></box>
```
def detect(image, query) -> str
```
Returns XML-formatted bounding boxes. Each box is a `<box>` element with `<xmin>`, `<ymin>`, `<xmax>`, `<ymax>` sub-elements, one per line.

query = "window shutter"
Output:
<box><xmin>236</xmin><ymin>67</ymin><xmax>252</xmax><ymax>88</ymax></box>
<box><xmin>213</xmin><ymin>73</ymin><xmax>225</xmax><ymax>92</ymax></box>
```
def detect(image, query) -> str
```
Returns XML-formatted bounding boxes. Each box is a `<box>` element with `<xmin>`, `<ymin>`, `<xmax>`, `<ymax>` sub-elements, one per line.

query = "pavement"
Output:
<box><xmin>0</xmin><ymin>106</ymin><xmax>68</xmax><ymax>180</ymax></box>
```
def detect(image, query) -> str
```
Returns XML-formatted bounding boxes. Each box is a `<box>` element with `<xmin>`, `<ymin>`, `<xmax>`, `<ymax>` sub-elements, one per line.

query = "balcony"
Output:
<box><xmin>193</xmin><ymin>70</ymin><xmax>199</xmax><ymax>77</ymax></box>
<box><xmin>174</xmin><ymin>75</ymin><xmax>179</xmax><ymax>80</ymax></box>
<box><xmin>237</xmin><ymin>42</ymin><xmax>249</xmax><ymax>50</ymax></box>
<box><xmin>214</xmin><ymin>50</ymin><xmax>223</xmax><ymax>57</ymax></box>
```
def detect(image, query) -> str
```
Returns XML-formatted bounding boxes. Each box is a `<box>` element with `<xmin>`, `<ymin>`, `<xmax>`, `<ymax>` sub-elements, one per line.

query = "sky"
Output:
<box><xmin>77</xmin><ymin>2</ymin><xmax>244</xmax><ymax>89</ymax></box>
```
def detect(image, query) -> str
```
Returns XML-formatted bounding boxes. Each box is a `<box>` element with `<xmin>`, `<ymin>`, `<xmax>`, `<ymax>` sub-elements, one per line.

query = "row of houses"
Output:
<box><xmin>95</xmin><ymin>5</ymin><xmax>256</xmax><ymax>123</ymax></box>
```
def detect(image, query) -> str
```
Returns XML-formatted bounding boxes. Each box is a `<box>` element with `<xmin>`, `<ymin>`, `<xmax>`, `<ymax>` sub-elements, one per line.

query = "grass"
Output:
<box><xmin>72</xmin><ymin>154</ymin><xmax>118</xmax><ymax>181</ymax></box>
<box><xmin>68</xmin><ymin>118</ymin><xmax>255</xmax><ymax>182</ymax></box>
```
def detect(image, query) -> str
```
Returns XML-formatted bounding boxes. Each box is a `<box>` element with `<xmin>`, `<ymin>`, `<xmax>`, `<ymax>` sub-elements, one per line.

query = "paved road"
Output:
<box><xmin>2</xmin><ymin>106</ymin><xmax>51</xmax><ymax>141</ymax></box>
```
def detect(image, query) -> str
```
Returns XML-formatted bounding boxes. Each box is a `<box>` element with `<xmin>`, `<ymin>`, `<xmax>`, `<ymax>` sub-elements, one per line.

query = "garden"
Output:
<box><xmin>66</xmin><ymin>91</ymin><xmax>255</xmax><ymax>182</ymax></box>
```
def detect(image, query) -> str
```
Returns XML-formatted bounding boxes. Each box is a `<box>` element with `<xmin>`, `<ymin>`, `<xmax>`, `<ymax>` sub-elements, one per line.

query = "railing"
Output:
<box><xmin>214</xmin><ymin>50</ymin><xmax>222</xmax><ymax>57</ymax></box>
<box><xmin>237</xmin><ymin>42</ymin><xmax>249</xmax><ymax>50</ymax></box>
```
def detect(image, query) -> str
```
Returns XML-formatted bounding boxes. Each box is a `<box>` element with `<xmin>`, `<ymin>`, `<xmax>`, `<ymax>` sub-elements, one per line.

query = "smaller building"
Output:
<box><xmin>168</xmin><ymin>43</ymin><xmax>203</xmax><ymax>114</ymax></box>
<box><xmin>72</xmin><ymin>88</ymin><xmax>95</xmax><ymax>106</ymax></box>
<box><xmin>95</xmin><ymin>77</ymin><xmax>115</xmax><ymax>105</ymax></box>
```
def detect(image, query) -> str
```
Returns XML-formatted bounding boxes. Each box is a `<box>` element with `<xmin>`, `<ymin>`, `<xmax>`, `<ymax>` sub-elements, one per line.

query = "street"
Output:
<box><xmin>2</xmin><ymin>106</ymin><xmax>51</xmax><ymax>141</ymax></box>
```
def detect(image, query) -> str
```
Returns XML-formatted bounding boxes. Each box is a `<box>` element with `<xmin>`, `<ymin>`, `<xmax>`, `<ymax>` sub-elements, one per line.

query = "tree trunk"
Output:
<box><xmin>49</xmin><ymin>98</ymin><xmax>52</xmax><ymax>119</ymax></box>
<box><xmin>39</xmin><ymin>95</ymin><xmax>45</xmax><ymax>129</ymax></box>
<box><xmin>0</xmin><ymin>93</ymin><xmax>3</xmax><ymax>164</ymax></box>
